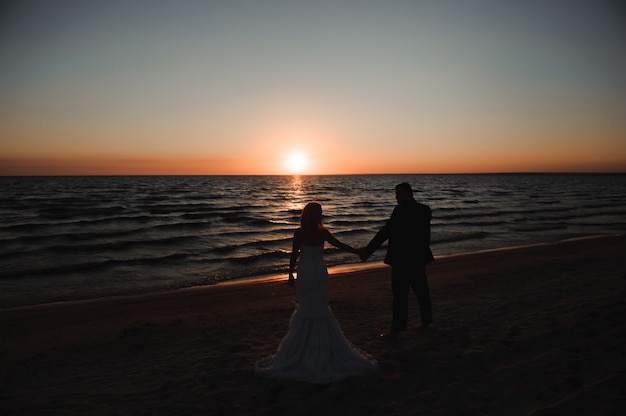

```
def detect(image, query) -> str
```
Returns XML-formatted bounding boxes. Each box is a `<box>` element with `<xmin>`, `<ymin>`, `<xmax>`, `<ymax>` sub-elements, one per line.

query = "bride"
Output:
<box><xmin>255</xmin><ymin>202</ymin><xmax>378</xmax><ymax>384</ymax></box>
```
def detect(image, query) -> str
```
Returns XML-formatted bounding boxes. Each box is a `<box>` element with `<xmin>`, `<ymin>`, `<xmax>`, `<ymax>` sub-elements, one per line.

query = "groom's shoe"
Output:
<box><xmin>378</xmin><ymin>330</ymin><xmax>399</xmax><ymax>342</ymax></box>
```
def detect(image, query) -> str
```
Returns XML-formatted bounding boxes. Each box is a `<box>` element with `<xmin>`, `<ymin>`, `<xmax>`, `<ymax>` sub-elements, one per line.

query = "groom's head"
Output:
<box><xmin>395</xmin><ymin>182</ymin><xmax>413</xmax><ymax>202</ymax></box>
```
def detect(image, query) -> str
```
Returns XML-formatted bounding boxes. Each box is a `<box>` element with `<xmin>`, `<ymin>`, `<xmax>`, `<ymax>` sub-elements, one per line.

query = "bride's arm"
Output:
<box><xmin>289</xmin><ymin>229</ymin><xmax>302</xmax><ymax>285</ymax></box>
<box><xmin>324</xmin><ymin>229</ymin><xmax>358</xmax><ymax>254</ymax></box>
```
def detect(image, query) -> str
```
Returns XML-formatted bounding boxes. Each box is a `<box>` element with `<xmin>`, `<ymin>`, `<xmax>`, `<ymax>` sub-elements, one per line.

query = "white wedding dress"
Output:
<box><xmin>255</xmin><ymin>245</ymin><xmax>378</xmax><ymax>384</ymax></box>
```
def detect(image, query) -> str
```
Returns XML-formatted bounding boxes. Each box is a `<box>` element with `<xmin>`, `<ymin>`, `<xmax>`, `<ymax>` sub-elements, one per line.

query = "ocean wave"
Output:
<box><xmin>0</xmin><ymin>235</ymin><xmax>202</xmax><ymax>260</ymax></box>
<box><xmin>509</xmin><ymin>223</ymin><xmax>569</xmax><ymax>232</ymax></box>
<box><xmin>2</xmin><ymin>174</ymin><xmax>625</xmax><ymax>308</ymax></box>
<box><xmin>210</xmin><ymin>236</ymin><xmax>292</xmax><ymax>254</ymax></box>
<box><xmin>35</xmin><ymin>204</ymin><xmax>129</xmax><ymax>220</ymax></box>
<box><xmin>432</xmin><ymin>231</ymin><xmax>490</xmax><ymax>244</ymax></box>
<box><xmin>0</xmin><ymin>252</ymin><xmax>198</xmax><ymax>280</ymax></box>
<box><xmin>228</xmin><ymin>249</ymin><xmax>290</xmax><ymax>265</ymax></box>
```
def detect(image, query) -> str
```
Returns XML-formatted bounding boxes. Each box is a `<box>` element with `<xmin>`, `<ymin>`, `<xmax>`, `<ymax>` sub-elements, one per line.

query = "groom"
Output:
<box><xmin>360</xmin><ymin>182</ymin><xmax>434</xmax><ymax>341</ymax></box>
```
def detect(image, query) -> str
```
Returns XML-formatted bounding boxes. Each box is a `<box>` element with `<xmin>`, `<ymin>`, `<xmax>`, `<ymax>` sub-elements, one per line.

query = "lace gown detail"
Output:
<box><xmin>255</xmin><ymin>245</ymin><xmax>378</xmax><ymax>384</ymax></box>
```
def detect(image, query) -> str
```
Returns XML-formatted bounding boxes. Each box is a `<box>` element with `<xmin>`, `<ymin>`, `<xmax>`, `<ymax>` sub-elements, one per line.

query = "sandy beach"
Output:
<box><xmin>1</xmin><ymin>235</ymin><xmax>625</xmax><ymax>415</ymax></box>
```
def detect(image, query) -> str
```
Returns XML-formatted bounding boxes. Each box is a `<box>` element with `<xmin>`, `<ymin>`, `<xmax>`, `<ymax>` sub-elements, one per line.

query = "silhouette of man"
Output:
<box><xmin>360</xmin><ymin>182</ymin><xmax>434</xmax><ymax>340</ymax></box>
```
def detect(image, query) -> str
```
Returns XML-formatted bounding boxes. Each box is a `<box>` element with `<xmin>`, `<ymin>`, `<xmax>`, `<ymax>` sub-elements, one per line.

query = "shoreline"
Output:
<box><xmin>2</xmin><ymin>234</ymin><xmax>625</xmax><ymax>415</ymax></box>
<box><xmin>2</xmin><ymin>233</ymin><xmax>621</xmax><ymax>312</ymax></box>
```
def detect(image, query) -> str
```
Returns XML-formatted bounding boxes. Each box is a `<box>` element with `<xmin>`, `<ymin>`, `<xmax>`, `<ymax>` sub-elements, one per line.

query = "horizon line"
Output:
<box><xmin>2</xmin><ymin>171</ymin><xmax>625</xmax><ymax>177</ymax></box>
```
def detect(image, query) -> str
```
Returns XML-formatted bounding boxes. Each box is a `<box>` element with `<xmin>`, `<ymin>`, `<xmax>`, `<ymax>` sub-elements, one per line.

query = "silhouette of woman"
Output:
<box><xmin>255</xmin><ymin>202</ymin><xmax>378</xmax><ymax>383</ymax></box>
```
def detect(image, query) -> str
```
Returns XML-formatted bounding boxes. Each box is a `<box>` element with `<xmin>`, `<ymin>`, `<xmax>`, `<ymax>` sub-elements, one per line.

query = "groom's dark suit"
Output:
<box><xmin>366</xmin><ymin>197</ymin><xmax>434</xmax><ymax>330</ymax></box>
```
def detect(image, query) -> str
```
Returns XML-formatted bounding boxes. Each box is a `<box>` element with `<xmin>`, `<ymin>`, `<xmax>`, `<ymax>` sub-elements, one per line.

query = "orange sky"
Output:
<box><xmin>2</xmin><ymin>1</ymin><xmax>625</xmax><ymax>175</ymax></box>
<box><xmin>2</xmin><ymin>139</ymin><xmax>624</xmax><ymax>176</ymax></box>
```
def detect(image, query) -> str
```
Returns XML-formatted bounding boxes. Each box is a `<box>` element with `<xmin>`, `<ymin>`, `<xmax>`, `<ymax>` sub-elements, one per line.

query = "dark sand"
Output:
<box><xmin>2</xmin><ymin>235</ymin><xmax>625</xmax><ymax>415</ymax></box>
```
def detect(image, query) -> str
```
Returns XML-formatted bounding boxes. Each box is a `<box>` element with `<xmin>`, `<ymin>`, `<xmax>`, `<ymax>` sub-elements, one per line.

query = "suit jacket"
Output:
<box><xmin>366</xmin><ymin>198</ymin><xmax>434</xmax><ymax>267</ymax></box>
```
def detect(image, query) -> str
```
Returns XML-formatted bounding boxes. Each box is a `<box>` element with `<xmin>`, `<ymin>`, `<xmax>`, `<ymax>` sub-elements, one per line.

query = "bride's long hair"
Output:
<box><xmin>300</xmin><ymin>202</ymin><xmax>324</xmax><ymax>236</ymax></box>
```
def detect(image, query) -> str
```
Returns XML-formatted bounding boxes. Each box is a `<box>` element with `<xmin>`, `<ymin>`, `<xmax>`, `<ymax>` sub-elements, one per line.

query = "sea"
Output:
<box><xmin>1</xmin><ymin>174</ymin><xmax>625</xmax><ymax>308</ymax></box>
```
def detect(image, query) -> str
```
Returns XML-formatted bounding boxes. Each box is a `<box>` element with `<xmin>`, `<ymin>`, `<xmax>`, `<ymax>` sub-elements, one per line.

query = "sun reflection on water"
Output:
<box><xmin>285</xmin><ymin>175</ymin><xmax>307</xmax><ymax>214</ymax></box>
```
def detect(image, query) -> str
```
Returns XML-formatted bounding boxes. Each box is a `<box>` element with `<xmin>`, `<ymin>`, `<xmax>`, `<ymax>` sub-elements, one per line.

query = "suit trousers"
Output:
<box><xmin>390</xmin><ymin>265</ymin><xmax>433</xmax><ymax>330</ymax></box>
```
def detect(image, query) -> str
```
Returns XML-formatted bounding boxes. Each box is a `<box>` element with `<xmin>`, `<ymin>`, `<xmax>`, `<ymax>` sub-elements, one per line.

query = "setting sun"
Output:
<box><xmin>285</xmin><ymin>151</ymin><xmax>309</xmax><ymax>174</ymax></box>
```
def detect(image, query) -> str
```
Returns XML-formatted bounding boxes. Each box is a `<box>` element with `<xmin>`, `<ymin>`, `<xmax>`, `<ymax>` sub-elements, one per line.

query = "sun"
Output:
<box><xmin>285</xmin><ymin>151</ymin><xmax>309</xmax><ymax>174</ymax></box>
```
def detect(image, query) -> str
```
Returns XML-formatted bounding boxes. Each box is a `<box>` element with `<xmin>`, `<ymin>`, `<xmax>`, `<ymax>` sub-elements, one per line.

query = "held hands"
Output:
<box><xmin>357</xmin><ymin>247</ymin><xmax>371</xmax><ymax>262</ymax></box>
<box><xmin>349</xmin><ymin>246</ymin><xmax>370</xmax><ymax>262</ymax></box>
<box><xmin>288</xmin><ymin>272</ymin><xmax>295</xmax><ymax>286</ymax></box>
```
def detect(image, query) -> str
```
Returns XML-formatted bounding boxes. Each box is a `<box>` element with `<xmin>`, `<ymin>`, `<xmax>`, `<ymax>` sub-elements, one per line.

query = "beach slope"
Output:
<box><xmin>1</xmin><ymin>235</ymin><xmax>625</xmax><ymax>415</ymax></box>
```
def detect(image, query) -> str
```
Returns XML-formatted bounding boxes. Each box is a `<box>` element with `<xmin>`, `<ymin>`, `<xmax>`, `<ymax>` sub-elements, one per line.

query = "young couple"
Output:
<box><xmin>255</xmin><ymin>182</ymin><xmax>434</xmax><ymax>384</ymax></box>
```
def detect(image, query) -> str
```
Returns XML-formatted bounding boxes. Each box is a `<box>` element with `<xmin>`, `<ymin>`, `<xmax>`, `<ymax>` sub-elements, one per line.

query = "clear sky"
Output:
<box><xmin>1</xmin><ymin>0</ymin><xmax>625</xmax><ymax>175</ymax></box>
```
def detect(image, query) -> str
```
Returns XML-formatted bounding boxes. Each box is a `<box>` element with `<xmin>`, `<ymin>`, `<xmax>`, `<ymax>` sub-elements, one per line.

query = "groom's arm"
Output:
<box><xmin>366</xmin><ymin>205</ymin><xmax>403</xmax><ymax>255</ymax></box>
<box><xmin>365</xmin><ymin>220</ymin><xmax>391</xmax><ymax>255</ymax></box>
